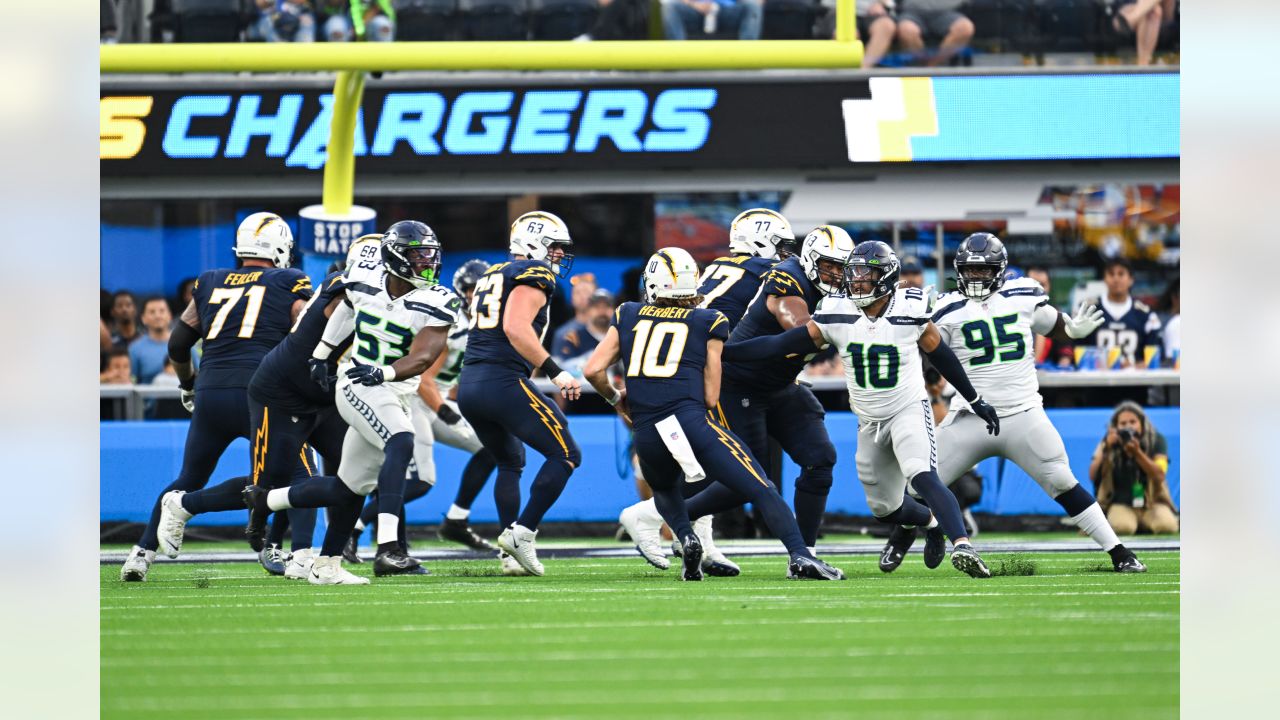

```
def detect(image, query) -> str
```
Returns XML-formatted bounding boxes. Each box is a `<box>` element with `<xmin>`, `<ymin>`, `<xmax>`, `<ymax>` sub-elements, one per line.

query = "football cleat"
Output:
<box><xmin>1113</xmin><ymin>551</ymin><xmax>1148</xmax><ymax>574</ymax></box>
<box><xmin>950</xmin><ymin>543</ymin><xmax>992</xmax><ymax>578</ymax></box>
<box><xmin>497</xmin><ymin>523</ymin><xmax>545</xmax><ymax>576</ymax></box>
<box><xmin>879</xmin><ymin>525</ymin><xmax>917</xmax><ymax>573</ymax></box>
<box><xmin>156</xmin><ymin>490</ymin><xmax>193</xmax><ymax>558</ymax></box>
<box><xmin>679</xmin><ymin>533</ymin><xmax>704</xmax><ymax>582</ymax></box>
<box><xmin>241</xmin><ymin>485</ymin><xmax>271</xmax><ymax>552</ymax></box>
<box><xmin>788</xmin><ymin>555</ymin><xmax>846</xmax><ymax>581</ymax></box>
<box><xmin>258</xmin><ymin>543</ymin><xmax>287</xmax><ymax>576</ymax></box>
<box><xmin>619</xmin><ymin>503</ymin><xmax>669</xmax><ymax>570</ymax></box>
<box><xmin>373</xmin><ymin>547</ymin><xmax>428</xmax><ymax>577</ymax></box>
<box><xmin>694</xmin><ymin>515</ymin><xmax>739</xmax><ymax>577</ymax></box>
<box><xmin>923</xmin><ymin>524</ymin><xmax>946</xmax><ymax>569</ymax></box>
<box><xmin>284</xmin><ymin>548</ymin><xmax>315</xmax><ymax>580</ymax></box>
<box><xmin>308</xmin><ymin>555</ymin><xmax>370</xmax><ymax>585</ymax></box>
<box><xmin>120</xmin><ymin>545</ymin><xmax>154</xmax><ymax>582</ymax></box>
<box><xmin>437</xmin><ymin>517</ymin><xmax>496</xmax><ymax>552</ymax></box>
<box><xmin>341</xmin><ymin>533</ymin><xmax>363</xmax><ymax>564</ymax></box>
<box><xmin>499</xmin><ymin>551</ymin><xmax>530</xmax><ymax>576</ymax></box>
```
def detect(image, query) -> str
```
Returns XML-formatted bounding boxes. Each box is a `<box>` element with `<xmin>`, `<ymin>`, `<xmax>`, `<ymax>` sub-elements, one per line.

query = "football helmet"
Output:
<box><xmin>844</xmin><ymin>241</ymin><xmax>901</xmax><ymax>308</ymax></box>
<box><xmin>643</xmin><ymin>247</ymin><xmax>700</xmax><ymax>303</ymax></box>
<box><xmin>799</xmin><ymin>225</ymin><xmax>855</xmax><ymax>296</ymax></box>
<box><xmin>235</xmin><ymin>212</ymin><xmax>294</xmax><ymax>268</ymax></box>
<box><xmin>345</xmin><ymin>233</ymin><xmax>384</xmax><ymax>271</ymax></box>
<box><xmin>509</xmin><ymin>211</ymin><xmax>574</xmax><ymax>278</ymax></box>
<box><xmin>954</xmin><ymin>232</ymin><xmax>1008</xmax><ymax>301</ymax></box>
<box><xmin>729</xmin><ymin>208</ymin><xmax>797</xmax><ymax>260</ymax></box>
<box><xmin>382</xmin><ymin>220</ymin><xmax>442</xmax><ymax>289</ymax></box>
<box><xmin>452</xmin><ymin>258</ymin><xmax>491</xmax><ymax>296</ymax></box>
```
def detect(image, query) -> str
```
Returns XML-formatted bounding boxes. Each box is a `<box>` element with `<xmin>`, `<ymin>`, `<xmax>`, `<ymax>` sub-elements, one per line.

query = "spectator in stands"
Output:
<box><xmin>108</xmin><ymin>290</ymin><xmax>141</xmax><ymax>350</ymax></box>
<box><xmin>173</xmin><ymin>276</ymin><xmax>197</xmax><ymax>319</ymax></box>
<box><xmin>247</xmin><ymin>1</ymin><xmax>319</xmax><ymax>42</ymax></box>
<box><xmin>819</xmin><ymin>1</ymin><xmax>896</xmax><ymax>68</ymax></box>
<box><xmin>326</xmin><ymin>0</ymin><xmax>394</xmax><ymax>41</ymax></box>
<box><xmin>152</xmin><ymin>359</ymin><xmax>182</xmax><ymax>388</ymax></box>
<box><xmin>576</xmin><ymin>0</ymin><xmax>650</xmax><ymax>41</ymax></box>
<box><xmin>899</xmin><ymin>255</ymin><xmax>924</xmax><ymax>289</ymax></box>
<box><xmin>100</xmin><ymin>289</ymin><xmax>115</xmax><ymax>354</ymax></box>
<box><xmin>552</xmin><ymin>289</ymin><xmax>615</xmax><ymax>375</ymax></box>
<box><xmin>896</xmin><ymin>0</ymin><xmax>974</xmax><ymax>67</ymax></box>
<box><xmin>1082</xmin><ymin>258</ymin><xmax>1163</xmax><ymax>368</ymax></box>
<box><xmin>1089</xmin><ymin>400</ymin><xmax>1177</xmax><ymax>534</ymax></box>
<box><xmin>1158</xmin><ymin>277</ymin><xmax>1179</xmax><ymax>366</ymax></box>
<box><xmin>100</xmin><ymin>349</ymin><xmax>134</xmax><ymax>385</ymax></box>
<box><xmin>1112</xmin><ymin>0</ymin><xmax>1175</xmax><ymax>66</ymax></box>
<box><xmin>662</xmin><ymin>0</ymin><xmax>762</xmax><ymax>40</ymax></box>
<box><xmin>129</xmin><ymin>297</ymin><xmax>173</xmax><ymax>385</ymax></box>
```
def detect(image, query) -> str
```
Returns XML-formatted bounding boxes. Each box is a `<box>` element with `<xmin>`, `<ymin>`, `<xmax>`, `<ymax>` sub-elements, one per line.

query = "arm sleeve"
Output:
<box><xmin>317</xmin><ymin>299</ymin><xmax>355</xmax><ymax>353</ymax></box>
<box><xmin>761</xmin><ymin>268</ymin><xmax>802</xmax><ymax>298</ymax></box>
<box><xmin>924</xmin><ymin>341</ymin><xmax>980</xmax><ymax>403</ymax></box>
<box><xmin>167</xmin><ymin>321</ymin><xmax>201</xmax><ymax>363</ymax></box>
<box><xmin>722</xmin><ymin>325</ymin><xmax>818</xmax><ymax>362</ymax></box>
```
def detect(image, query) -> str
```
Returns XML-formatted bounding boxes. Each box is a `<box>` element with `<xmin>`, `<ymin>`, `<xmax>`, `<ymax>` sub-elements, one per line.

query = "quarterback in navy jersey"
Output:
<box><xmin>584</xmin><ymin>248</ymin><xmax>844</xmax><ymax>581</ymax></box>
<box><xmin>697</xmin><ymin>208</ymin><xmax>798</xmax><ymax>330</ymax></box>
<box><xmin>121</xmin><ymin>212</ymin><xmax>314</xmax><ymax>582</ymax></box>
<box><xmin>456</xmin><ymin>211</ymin><xmax>583</xmax><ymax>577</ymax></box>
<box><xmin>1083</xmin><ymin>258</ymin><xmax>1164</xmax><ymax>367</ymax></box>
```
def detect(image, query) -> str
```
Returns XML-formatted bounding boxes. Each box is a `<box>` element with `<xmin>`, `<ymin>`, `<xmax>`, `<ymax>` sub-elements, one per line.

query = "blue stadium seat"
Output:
<box><xmin>529</xmin><ymin>0</ymin><xmax>599</xmax><ymax>41</ymax></box>
<box><xmin>459</xmin><ymin>0</ymin><xmax>530</xmax><ymax>40</ymax></box>
<box><xmin>762</xmin><ymin>0</ymin><xmax>820</xmax><ymax>40</ymax></box>
<box><xmin>171</xmin><ymin>0</ymin><xmax>243</xmax><ymax>43</ymax></box>
<box><xmin>395</xmin><ymin>0</ymin><xmax>461</xmax><ymax>41</ymax></box>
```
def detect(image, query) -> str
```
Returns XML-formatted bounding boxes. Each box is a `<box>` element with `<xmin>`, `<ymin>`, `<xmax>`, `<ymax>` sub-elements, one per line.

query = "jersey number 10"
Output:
<box><xmin>846</xmin><ymin>342</ymin><xmax>899</xmax><ymax>389</ymax></box>
<box><xmin>627</xmin><ymin>320</ymin><xmax>689</xmax><ymax>378</ymax></box>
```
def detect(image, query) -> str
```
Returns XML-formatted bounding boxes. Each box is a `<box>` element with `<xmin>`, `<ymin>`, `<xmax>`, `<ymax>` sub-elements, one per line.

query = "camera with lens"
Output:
<box><xmin>1117</xmin><ymin>428</ymin><xmax>1137</xmax><ymax>443</ymax></box>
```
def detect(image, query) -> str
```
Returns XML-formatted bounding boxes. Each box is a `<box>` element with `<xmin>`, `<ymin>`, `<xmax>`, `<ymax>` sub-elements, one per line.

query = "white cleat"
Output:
<box><xmin>499</xmin><ymin>551</ymin><xmax>530</xmax><ymax>576</ymax></box>
<box><xmin>308</xmin><ymin>555</ymin><xmax>369</xmax><ymax>585</ymax></box>
<box><xmin>120</xmin><ymin>545</ymin><xmax>154</xmax><ymax>582</ymax></box>
<box><xmin>284</xmin><ymin>548</ymin><xmax>315</xmax><ymax>580</ymax></box>
<box><xmin>619</xmin><ymin>501</ymin><xmax>669</xmax><ymax>570</ymax></box>
<box><xmin>497</xmin><ymin>523</ymin><xmax>545</xmax><ymax>576</ymax></box>
<box><xmin>694</xmin><ymin>515</ymin><xmax>740</xmax><ymax>577</ymax></box>
<box><xmin>157</xmin><ymin>491</ymin><xmax>193</xmax><ymax>558</ymax></box>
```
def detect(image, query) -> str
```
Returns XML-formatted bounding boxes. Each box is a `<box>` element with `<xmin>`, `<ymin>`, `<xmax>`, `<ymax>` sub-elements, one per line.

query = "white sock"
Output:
<box><xmin>1071</xmin><ymin>503</ymin><xmax>1120</xmax><ymax>551</ymax></box>
<box><xmin>446</xmin><ymin>504</ymin><xmax>470</xmax><ymax>521</ymax></box>
<box><xmin>638</xmin><ymin>498</ymin><xmax>663</xmax><ymax>524</ymax></box>
<box><xmin>292</xmin><ymin>547</ymin><xmax>314</xmax><ymax>560</ymax></box>
<box><xmin>924</xmin><ymin>515</ymin><xmax>939</xmax><ymax>530</ymax></box>
<box><xmin>353</xmin><ymin>519</ymin><xmax>365</xmax><ymax>532</ymax></box>
<box><xmin>267</xmin><ymin>488</ymin><xmax>292</xmax><ymax>511</ymax></box>
<box><xmin>376</xmin><ymin>513</ymin><xmax>400</xmax><ymax>545</ymax></box>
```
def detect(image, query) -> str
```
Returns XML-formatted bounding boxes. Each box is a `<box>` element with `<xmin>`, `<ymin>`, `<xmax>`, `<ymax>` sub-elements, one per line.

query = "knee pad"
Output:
<box><xmin>795</xmin><ymin>465</ymin><xmax>834</xmax><ymax>495</ymax></box>
<box><xmin>564</xmin><ymin>442</ymin><xmax>583</xmax><ymax>469</ymax></box>
<box><xmin>900</xmin><ymin>458</ymin><xmax>933</xmax><ymax>481</ymax></box>
<box><xmin>384</xmin><ymin>432</ymin><xmax>414</xmax><ymax>459</ymax></box>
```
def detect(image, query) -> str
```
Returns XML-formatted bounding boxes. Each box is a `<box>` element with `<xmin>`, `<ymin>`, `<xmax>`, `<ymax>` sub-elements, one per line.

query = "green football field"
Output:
<box><xmin>101</xmin><ymin>545</ymin><xmax>1178</xmax><ymax>719</ymax></box>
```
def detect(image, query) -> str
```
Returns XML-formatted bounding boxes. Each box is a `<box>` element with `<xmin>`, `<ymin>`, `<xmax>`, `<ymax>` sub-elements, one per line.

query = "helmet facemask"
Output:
<box><xmin>956</xmin><ymin>261</ymin><xmax>1004</xmax><ymax>300</ymax></box>
<box><xmin>844</xmin><ymin>262</ymin><xmax>891</xmax><ymax>308</ymax></box>
<box><xmin>541</xmin><ymin>239</ymin><xmax>575</xmax><ymax>278</ymax></box>
<box><xmin>385</xmin><ymin>242</ymin><xmax>441</xmax><ymax>289</ymax></box>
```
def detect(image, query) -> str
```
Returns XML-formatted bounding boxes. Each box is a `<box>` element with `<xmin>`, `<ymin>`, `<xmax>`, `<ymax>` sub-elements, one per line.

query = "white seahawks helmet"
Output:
<box><xmin>729</xmin><ymin>208</ymin><xmax>797</xmax><ymax>259</ymax></box>
<box><xmin>345</xmin><ymin>233</ymin><xmax>384</xmax><ymax>271</ymax></box>
<box><xmin>643</xmin><ymin>247</ymin><xmax>700</xmax><ymax>303</ymax></box>
<box><xmin>509</xmin><ymin>210</ymin><xmax>574</xmax><ymax>277</ymax></box>
<box><xmin>798</xmin><ymin>225</ymin><xmax>856</xmax><ymax>295</ymax></box>
<box><xmin>235</xmin><ymin>212</ymin><xmax>294</xmax><ymax>268</ymax></box>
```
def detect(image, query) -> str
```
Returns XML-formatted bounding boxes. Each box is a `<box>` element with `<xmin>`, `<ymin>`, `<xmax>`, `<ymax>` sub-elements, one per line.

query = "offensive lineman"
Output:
<box><xmin>726</xmin><ymin>241</ymin><xmax>1001</xmax><ymax>578</ymax></box>
<box><xmin>121</xmin><ymin>212</ymin><xmax>313</xmax><ymax>581</ymax></box>
<box><xmin>586</xmin><ymin>248</ymin><xmax>844</xmax><ymax>580</ymax></box>
<box><xmin>456</xmin><ymin>211</ymin><xmax>583</xmax><ymax>577</ymax></box>
<box><xmin>880</xmin><ymin>233</ymin><xmax>1147</xmax><ymax>573</ymax></box>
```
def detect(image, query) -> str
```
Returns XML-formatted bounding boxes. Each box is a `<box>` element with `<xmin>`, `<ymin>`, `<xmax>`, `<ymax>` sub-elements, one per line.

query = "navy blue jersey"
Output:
<box><xmin>614</xmin><ymin>301</ymin><xmax>730</xmax><ymax>429</ymax></box>
<box><xmin>1085</xmin><ymin>296</ymin><xmax>1164</xmax><ymax>366</ymax></box>
<box><xmin>462</xmin><ymin>259</ymin><xmax>558</xmax><ymax>378</ymax></box>
<box><xmin>697</xmin><ymin>255</ymin><xmax>776</xmax><ymax>330</ymax></box>
<box><xmin>250</xmin><ymin>271</ymin><xmax>349</xmax><ymax>412</ymax></box>
<box><xmin>191</xmin><ymin>266</ymin><xmax>311</xmax><ymax>390</ymax></box>
<box><xmin>721</xmin><ymin>257</ymin><xmax>822</xmax><ymax>393</ymax></box>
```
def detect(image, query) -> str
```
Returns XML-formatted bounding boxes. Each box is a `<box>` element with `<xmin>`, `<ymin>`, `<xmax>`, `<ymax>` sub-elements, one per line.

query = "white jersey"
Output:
<box><xmin>433</xmin><ymin>312</ymin><xmax>470</xmax><ymax>393</ymax></box>
<box><xmin>339</xmin><ymin>262</ymin><xmax>460</xmax><ymax>396</ymax></box>
<box><xmin>813</xmin><ymin>287</ymin><xmax>930</xmax><ymax>423</ymax></box>
<box><xmin>931</xmin><ymin>277</ymin><xmax>1059</xmax><ymax>416</ymax></box>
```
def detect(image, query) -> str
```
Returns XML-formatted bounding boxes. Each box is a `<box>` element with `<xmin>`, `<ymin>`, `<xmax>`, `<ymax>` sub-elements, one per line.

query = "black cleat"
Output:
<box><xmin>241</xmin><ymin>485</ymin><xmax>270</xmax><ymax>552</ymax></box>
<box><xmin>879</xmin><ymin>525</ymin><xmax>917</xmax><ymax>573</ymax></box>
<box><xmin>679</xmin><ymin>534</ymin><xmax>703</xmax><ymax>581</ymax></box>
<box><xmin>950</xmin><ymin>543</ymin><xmax>992</xmax><ymax>578</ymax></box>
<box><xmin>437</xmin><ymin>518</ymin><xmax>496</xmax><ymax>552</ymax></box>
<box><xmin>923</xmin><ymin>525</ymin><xmax>946</xmax><ymax>569</ymax></box>
<box><xmin>341</xmin><ymin>533</ymin><xmax>363</xmax><ymax>564</ymax></box>
<box><xmin>373</xmin><ymin>548</ymin><xmax>428</xmax><ymax>577</ymax></box>
<box><xmin>788</xmin><ymin>555</ymin><xmax>846</xmax><ymax>581</ymax></box>
<box><xmin>1112</xmin><ymin>550</ymin><xmax>1148</xmax><ymax>573</ymax></box>
<box><xmin>258</xmin><ymin>543</ymin><xmax>287</xmax><ymax>576</ymax></box>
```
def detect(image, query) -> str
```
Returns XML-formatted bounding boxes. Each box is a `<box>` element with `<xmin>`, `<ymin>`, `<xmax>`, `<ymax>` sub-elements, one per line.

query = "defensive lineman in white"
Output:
<box><xmin>880</xmin><ymin>233</ymin><xmax>1147</xmax><ymax>573</ymax></box>
<box><xmin>724</xmin><ymin>241</ymin><xmax>1001</xmax><ymax>578</ymax></box>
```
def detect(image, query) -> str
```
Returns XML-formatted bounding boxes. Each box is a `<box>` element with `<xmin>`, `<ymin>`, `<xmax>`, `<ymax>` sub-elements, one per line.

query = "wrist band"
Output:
<box><xmin>606</xmin><ymin>389</ymin><xmax>622</xmax><ymax>406</ymax></box>
<box><xmin>540</xmin><ymin>357</ymin><xmax>564</xmax><ymax>379</ymax></box>
<box><xmin>382</xmin><ymin>365</ymin><xmax>397</xmax><ymax>382</ymax></box>
<box><xmin>312</xmin><ymin>343</ymin><xmax>333</xmax><ymax>361</ymax></box>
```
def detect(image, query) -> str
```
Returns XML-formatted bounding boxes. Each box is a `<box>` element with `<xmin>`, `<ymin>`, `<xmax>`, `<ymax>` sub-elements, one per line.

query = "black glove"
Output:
<box><xmin>346</xmin><ymin>360</ymin><xmax>386</xmax><ymax>387</ymax></box>
<box><xmin>308</xmin><ymin>357</ymin><xmax>335</xmax><ymax>392</ymax></box>
<box><xmin>435</xmin><ymin>404</ymin><xmax>463</xmax><ymax>426</ymax></box>
<box><xmin>970</xmin><ymin>397</ymin><xmax>1000</xmax><ymax>436</ymax></box>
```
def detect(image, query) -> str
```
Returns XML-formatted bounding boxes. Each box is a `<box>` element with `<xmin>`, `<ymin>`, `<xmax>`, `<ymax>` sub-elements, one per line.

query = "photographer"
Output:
<box><xmin>1089</xmin><ymin>401</ymin><xmax>1178</xmax><ymax>535</ymax></box>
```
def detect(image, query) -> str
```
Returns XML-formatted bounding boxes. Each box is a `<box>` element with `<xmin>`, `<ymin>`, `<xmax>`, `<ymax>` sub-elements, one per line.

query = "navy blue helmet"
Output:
<box><xmin>383</xmin><ymin>220</ymin><xmax>442</xmax><ymax>289</ymax></box>
<box><xmin>453</xmin><ymin>258</ymin><xmax>491</xmax><ymax>297</ymax></box>
<box><xmin>844</xmin><ymin>240</ymin><xmax>900</xmax><ymax>308</ymax></box>
<box><xmin>954</xmin><ymin>232</ymin><xmax>1008</xmax><ymax>300</ymax></box>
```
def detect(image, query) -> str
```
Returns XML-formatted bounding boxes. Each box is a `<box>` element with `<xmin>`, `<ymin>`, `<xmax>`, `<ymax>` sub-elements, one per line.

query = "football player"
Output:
<box><xmin>345</xmin><ymin>258</ymin><xmax>499</xmax><ymax>559</ymax></box>
<box><xmin>880</xmin><ymin>233</ymin><xmax>1146</xmax><ymax>573</ymax></box>
<box><xmin>726</xmin><ymin>241</ymin><xmax>1000</xmax><ymax>578</ymax></box>
<box><xmin>243</xmin><ymin>221</ymin><xmax>456</xmax><ymax>583</ymax></box>
<box><xmin>585</xmin><ymin>248</ymin><xmax>845</xmax><ymax>580</ymax></box>
<box><xmin>121</xmin><ymin>212</ymin><xmax>314</xmax><ymax>581</ymax></box>
<box><xmin>456</xmin><ymin>211</ymin><xmax>583</xmax><ymax>577</ymax></box>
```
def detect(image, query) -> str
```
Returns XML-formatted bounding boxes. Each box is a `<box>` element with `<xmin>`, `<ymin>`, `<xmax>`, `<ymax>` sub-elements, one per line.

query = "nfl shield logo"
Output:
<box><xmin>670</xmin><ymin>432</ymin><xmax>680</xmax><ymax>441</ymax></box>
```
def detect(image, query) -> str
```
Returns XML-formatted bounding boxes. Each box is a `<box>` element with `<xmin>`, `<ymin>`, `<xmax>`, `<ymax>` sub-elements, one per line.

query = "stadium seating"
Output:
<box><xmin>761</xmin><ymin>0</ymin><xmax>821</xmax><ymax>40</ymax></box>
<box><xmin>529</xmin><ymin>0</ymin><xmax>600</xmax><ymax>41</ymax></box>
<box><xmin>395</xmin><ymin>0</ymin><xmax>462</xmax><ymax>41</ymax></box>
<box><xmin>459</xmin><ymin>0</ymin><xmax>531</xmax><ymax>40</ymax></box>
<box><xmin>171</xmin><ymin>0</ymin><xmax>243</xmax><ymax>43</ymax></box>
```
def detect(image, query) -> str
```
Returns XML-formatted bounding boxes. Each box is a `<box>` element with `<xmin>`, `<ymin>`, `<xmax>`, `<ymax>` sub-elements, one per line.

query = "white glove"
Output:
<box><xmin>180</xmin><ymin>389</ymin><xmax>196</xmax><ymax>413</ymax></box>
<box><xmin>551</xmin><ymin>370</ymin><xmax>581</xmax><ymax>401</ymax></box>
<box><xmin>1063</xmin><ymin>305</ymin><xmax>1105</xmax><ymax>339</ymax></box>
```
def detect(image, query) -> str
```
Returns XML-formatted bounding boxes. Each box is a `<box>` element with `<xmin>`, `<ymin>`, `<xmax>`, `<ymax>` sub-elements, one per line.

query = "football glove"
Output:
<box><xmin>970</xmin><ymin>397</ymin><xmax>1000</xmax><ymax>436</ymax></box>
<box><xmin>435</xmin><ymin>404</ymin><xmax>463</xmax><ymax>426</ymax></box>
<box><xmin>180</xmin><ymin>389</ymin><xmax>195</xmax><ymax>413</ymax></box>
<box><xmin>308</xmin><ymin>357</ymin><xmax>336</xmax><ymax>392</ymax></box>
<box><xmin>1064</xmin><ymin>304</ymin><xmax>1105</xmax><ymax>339</ymax></box>
<box><xmin>346</xmin><ymin>361</ymin><xmax>388</xmax><ymax>387</ymax></box>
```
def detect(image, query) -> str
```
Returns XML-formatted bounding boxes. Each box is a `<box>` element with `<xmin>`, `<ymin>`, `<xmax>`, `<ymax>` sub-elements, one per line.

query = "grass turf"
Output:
<box><xmin>101</xmin><ymin>551</ymin><xmax>1178</xmax><ymax>719</ymax></box>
